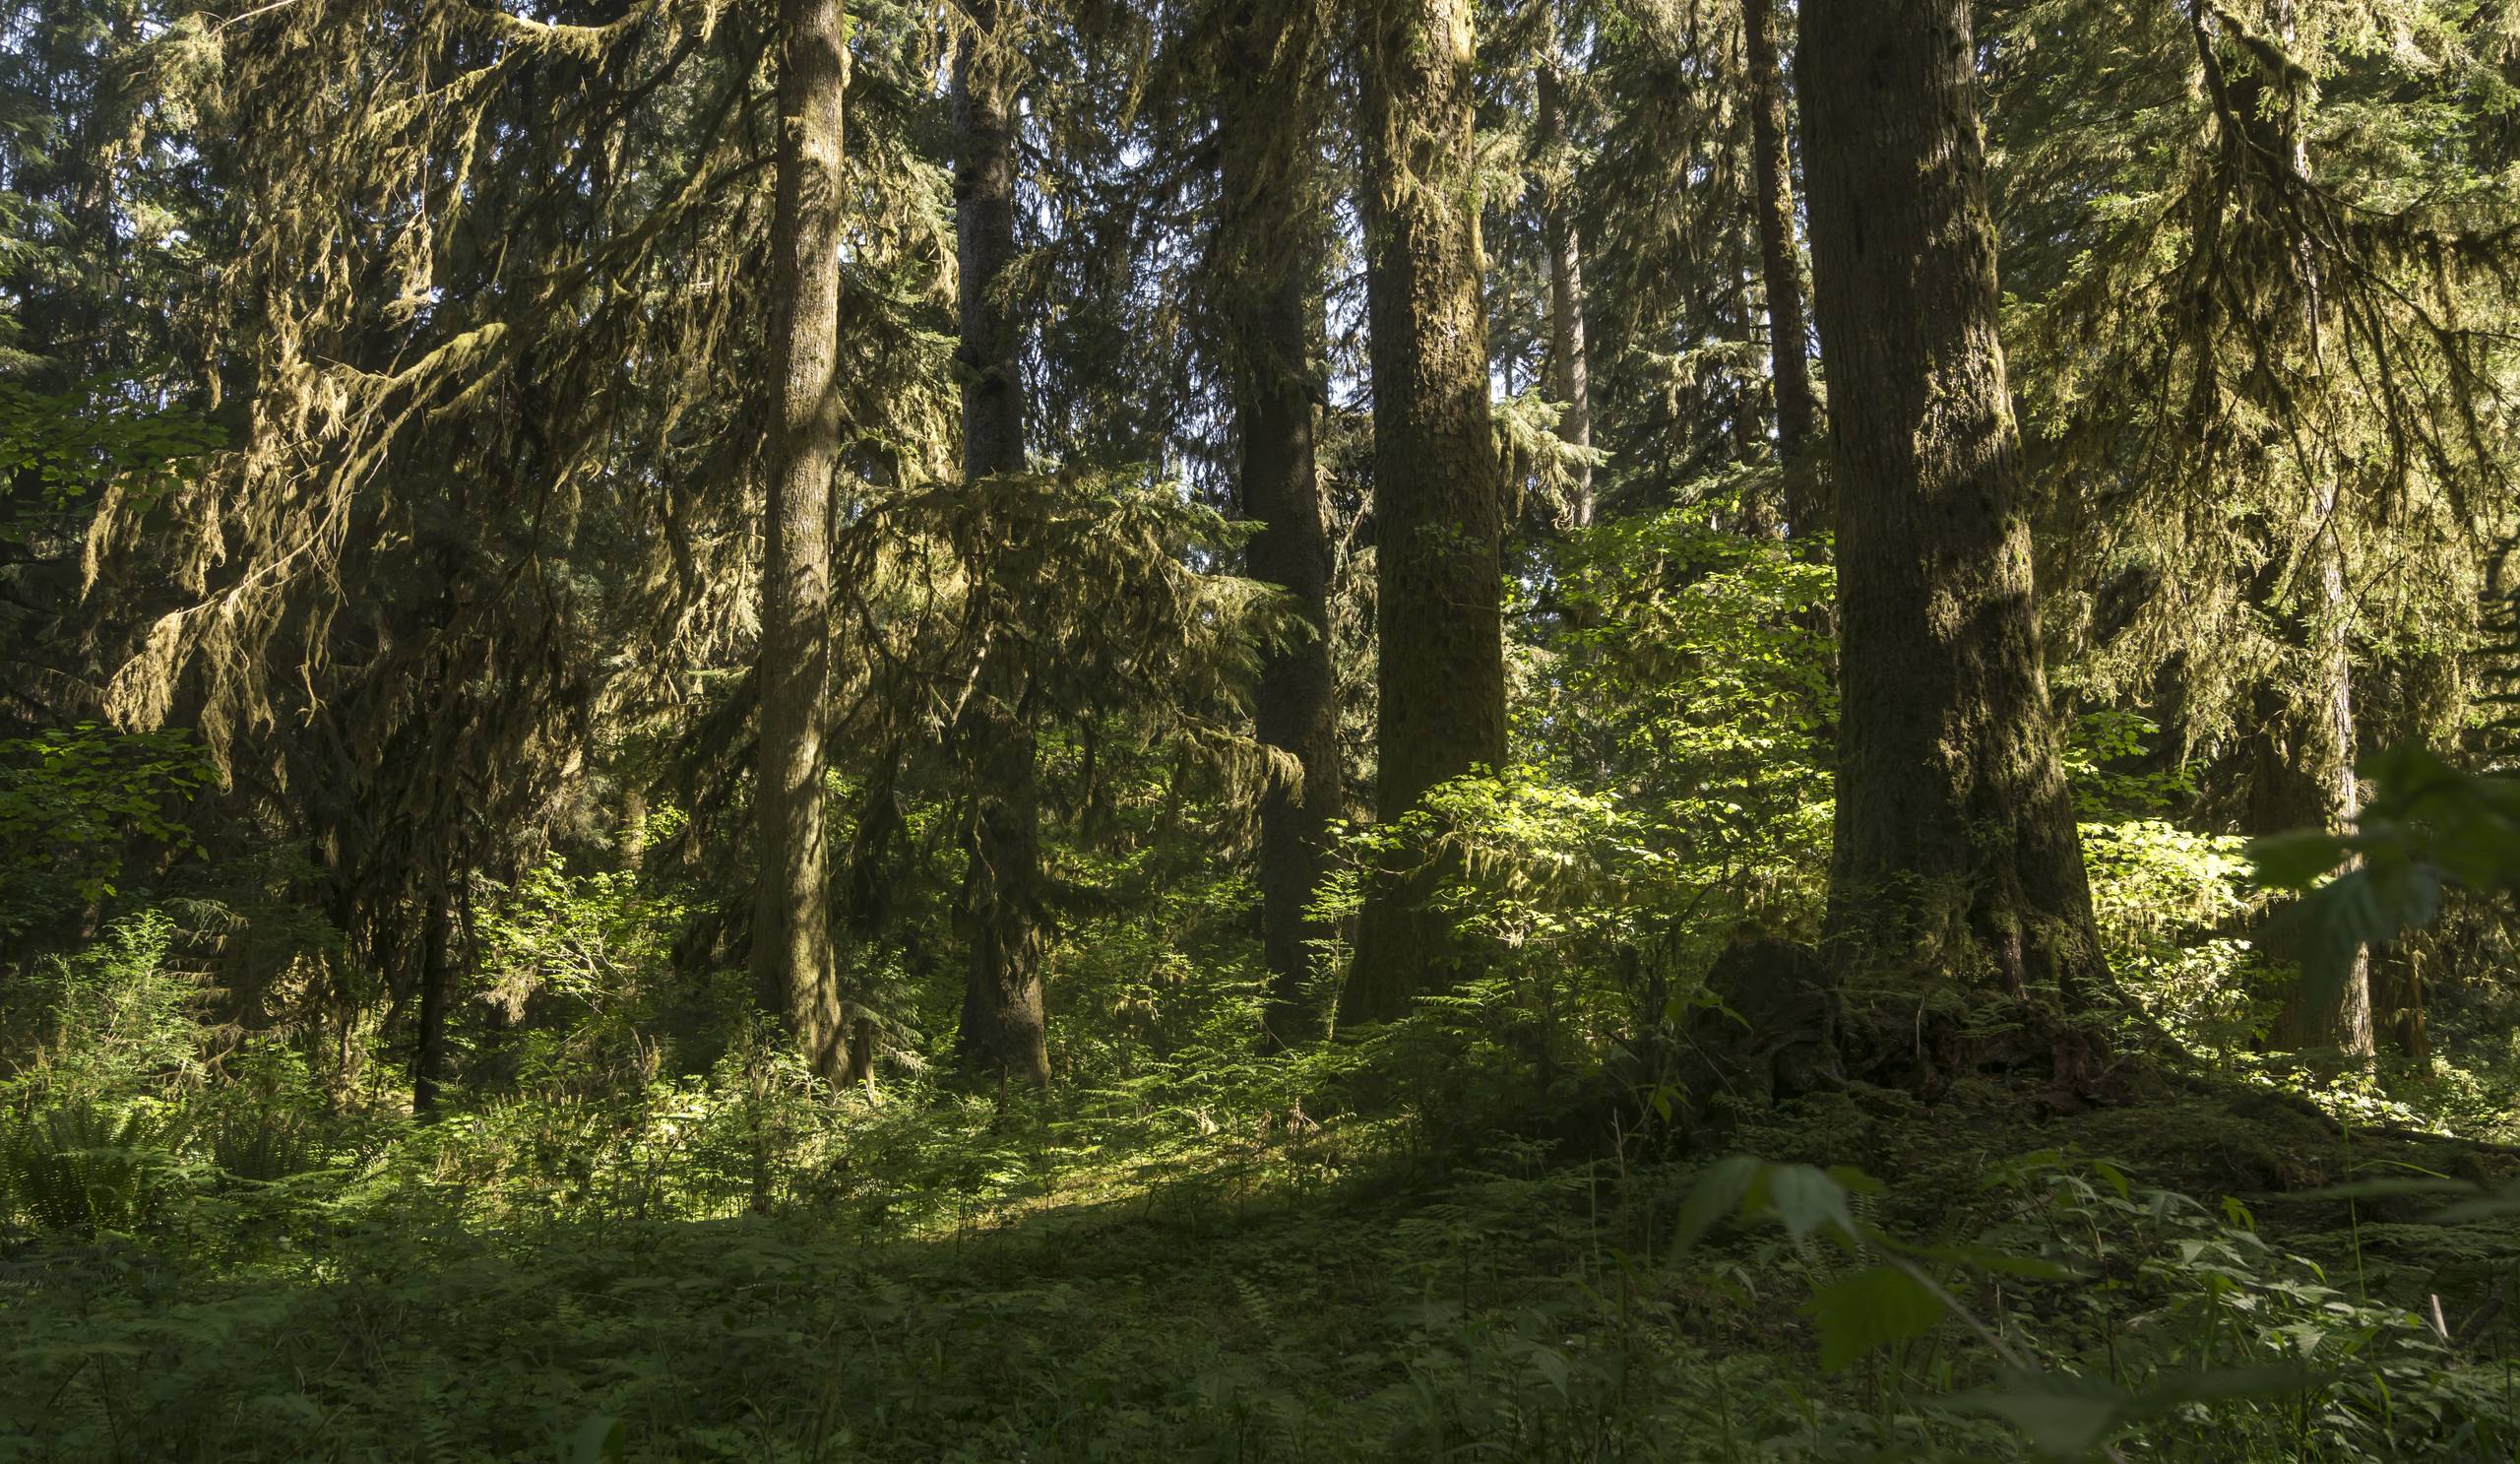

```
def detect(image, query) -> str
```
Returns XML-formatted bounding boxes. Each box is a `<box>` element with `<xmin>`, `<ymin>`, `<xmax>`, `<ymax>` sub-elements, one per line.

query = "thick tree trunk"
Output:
<box><xmin>952</xmin><ymin>0</ymin><xmax>1050</xmax><ymax>1085</ymax></box>
<box><xmin>752</xmin><ymin>0</ymin><xmax>850</xmax><ymax>1080</ymax></box>
<box><xmin>412</xmin><ymin>870</ymin><xmax>451</xmax><ymax>1115</ymax></box>
<box><xmin>1741</xmin><ymin>0</ymin><xmax>1820</xmax><ymax>535</ymax></box>
<box><xmin>1344</xmin><ymin>0</ymin><xmax>1508</xmax><ymax>1026</ymax></box>
<box><xmin>1218</xmin><ymin>1</ymin><xmax>1340</xmax><ymax>1044</ymax></box>
<box><xmin>1799</xmin><ymin>0</ymin><xmax>2111</xmax><ymax>1086</ymax></box>
<box><xmin>1535</xmin><ymin>17</ymin><xmax>1593</xmax><ymax>529</ymax></box>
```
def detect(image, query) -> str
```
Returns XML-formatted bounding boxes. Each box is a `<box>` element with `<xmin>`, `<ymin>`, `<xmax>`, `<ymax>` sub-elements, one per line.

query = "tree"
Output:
<box><xmin>1343</xmin><ymin>0</ymin><xmax>1508</xmax><ymax>1025</ymax></box>
<box><xmin>1797</xmin><ymin>0</ymin><xmax>2110</xmax><ymax>1084</ymax></box>
<box><xmin>1985</xmin><ymin>0</ymin><xmax>2518</xmax><ymax>1058</ymax></box>
<box><xmin>753</xmin><ymin>0</ymin><xmax>851</xmax><ymax>1079</ymax></box>
<box><xmin>950</xmin><ymin>0</ymin><xmax>1051</xmax><ymax>1083</ymax></box>
<box><xmin>1738</xmin><ymin>0</ymin><xmax>1817</xmax><ymax>533</ymax></box>
<box><xmin>1532</xmin><ymin>0</ymin><xmax>1593</xmax><ymax>528</ymax></box>
<box><xmin>1213</xmin><ymin>0</ymin><xmax>1341</xmax><ymax>1041</ymax></box>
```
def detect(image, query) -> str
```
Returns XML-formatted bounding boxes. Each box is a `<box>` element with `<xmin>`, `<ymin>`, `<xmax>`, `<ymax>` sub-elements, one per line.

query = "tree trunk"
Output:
<box><xmin>1536</xmin><ymin>14</ymin><xmax>1594</xmax><ymax>529</ymax></box>
<box><xmin>952</xmin><ymin>0</ymin><xmax>1050</xmax><ymax>1085</ymax></box>
<box><xmin>1799</xmin><ymin>0</ymin><xmax>2111</xmax><ymax>1087</ymax></box>
<box><xmin>752</xmin><ymin>0</ymin><xmax>850</xmax><ymax>1081</ymax></box>
<box><xmin>412</xmin><ymin>869</ymin><xmax>452</xmax><ymax>1115</ymax></box>
<box><xmin>2227</xmin><ymin>0</ymin><xmax>2374</xmax><ymax>1061</ymax></box>
<box><xmin>2255</xmin><ymin>518</ymin><xmax>2375</xmax><ymax>1058</ymax></box>
<box><xmin>1742</xmin><ymin>0</ymin><xmax>1821</xmax><ymax>536</ymax></box>
<box><xmin>1344</xmin><ymin>0</ymin><xmax>1508</xmax><ymax>1026</ymax></box>
<box><xmin>1218</xmin><ymin>0</ymin><xmax>1340</xmax><ymax>1045</ymax></box>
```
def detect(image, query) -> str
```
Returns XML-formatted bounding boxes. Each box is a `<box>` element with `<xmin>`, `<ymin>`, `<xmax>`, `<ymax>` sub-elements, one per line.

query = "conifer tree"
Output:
<box><xmin>951</xmin><ymin>0</ymin><xmax>1051</xmax><ymax>1083</ymax></box>
<box><xmin>1739</xmin><ymin>0</ymin><xmax>1817</xmax><ymax>531</ymax></box>
<box><xmin>1212</xmin><ymin>0</ymin><xmax>1341</xmax><ymax>1040</ymax></box>
<box><xmin>1799</xmin><ymin>0</ymin><xmax>2111</xmax><ymax>1084</ymax></box>
<box><xmin>754</xmin><ymin>0</ymin><xmax>852</xmax><ymax>1078</ymax></box>
<box><xmin>1344</xmin><ymin>0</ymin><xmax>1507</xmax><ymax>1024</ymax></box>
<box><xmin>1532</xmin><ymin>0</ymin><xmax>1593</xmax><ymax>527</ymax></box>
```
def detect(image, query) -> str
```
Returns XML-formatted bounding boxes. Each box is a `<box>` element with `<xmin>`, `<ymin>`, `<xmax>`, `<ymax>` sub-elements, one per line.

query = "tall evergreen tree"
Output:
<box><xmin>1343</xmin><ymin>0</ymin><xmax>1507</xmax><ymax>1024</ymax></box>
<box><xmin>1532</xmin><ymin>0</ymin><xmax>1593</xmax><ymax>527</ymax></box>
<box><xmin>753</xmin><ymin>0</ymin><xmax>851</xmax><ymax>1078</ymax></box>
<box><xmin>1212</xmin><ymin>0</ymin><xmax>1341</xmax><ymax>1040</ymax></box>
<box><xmin>1739</xmin><ymin>0</ymin><xmax>1817</xmax><ymax>531</ymax></box>
<box><xmin>1799</xmin><ymin>0</ymin><xmax>2110</xmax><ymax>1084</ymax></box>
<box><xmin>950</xmin><ymin>0</ymin><xmax>1051</xmax><ymax>1083</ymax></box>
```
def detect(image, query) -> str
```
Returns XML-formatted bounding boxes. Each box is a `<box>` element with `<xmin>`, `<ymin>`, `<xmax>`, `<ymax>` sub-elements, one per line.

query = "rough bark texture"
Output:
<box><xmin>1741</xmin><ymin>0</ymin><xmax>1820</xmax><ymax>534</ymax></box>
<box><xmin>2231</xmin><ymin>0</ymin><xmax>2374</xmax><ymax>1061</ymax></box>
<box><xmin>1536</xmin><ymin>16</ymin><xmax>1593</xmax><ymax>528</ymax></box>
<box><xmin>2253</xmin><ymin>521</ymin><xmax>2375</xmax><ymax>1057</ymax></box>
<box><xmin>1799</xmin><ymin>0</ymin><xmax>2111</xmax><ymax>1086</ymax></box>
<box><xmin>752</xmin><ymin>0</ymin><xmax>850</xmax><ymax>1080</ymax></box>
<box><xmin>1344</xmin><ymin>0</ymin><xmax>1508</xmax><ymax>1026</ymax></box>
<box><xmin>1218</xmin><ymin>0</ymin><xmax>1340</xmax><ymax>1043</ymax></box>
<box><xmin>951</xmin><ymin>0</ymin><xmax>1050</xmax><ymax>1085</ymax></box>
<box><xmin>412</xmin><ymin>871</ymin><xmax>451</xmax><ymax>1114</ymax></box>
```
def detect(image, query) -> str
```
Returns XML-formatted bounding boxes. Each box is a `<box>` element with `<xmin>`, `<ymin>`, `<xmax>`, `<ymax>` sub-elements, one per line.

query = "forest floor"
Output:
<box><xmin>6</xmin><ymin>1072</ymin><xmax>2519</xmax><ymax>1462</ymax></box>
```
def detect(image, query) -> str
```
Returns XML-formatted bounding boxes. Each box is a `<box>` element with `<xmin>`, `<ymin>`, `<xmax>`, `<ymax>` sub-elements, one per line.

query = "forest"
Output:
<box><xmin>2</xmin><ymin>0</ymin><xmax>2519</xmax><ymax>1456</ymax></box>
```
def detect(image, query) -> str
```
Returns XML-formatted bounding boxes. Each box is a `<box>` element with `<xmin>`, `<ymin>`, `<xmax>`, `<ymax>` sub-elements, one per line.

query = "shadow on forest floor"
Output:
<box><xmin>5</xmin><ymin>1078</ymin><xmax>2519</xmax><ymax>1462</ymax></box>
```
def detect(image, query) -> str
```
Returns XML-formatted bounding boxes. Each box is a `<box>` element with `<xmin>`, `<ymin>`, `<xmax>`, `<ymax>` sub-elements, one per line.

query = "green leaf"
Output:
<box><xmin>2434</xmin><ymin>1178</ymin><xmax>2520</xmax><ymax>1222</ymax></box>
<box><xmin>1670</xmin><ymin>1155</ymin><xmax>1763</xmax><ymax>1258</ymax></box>
<box><xmin>2144</xmin><ymin>1363</ymin><xmax>2325</xmax><ymax>1405</ymax></box>
<box><xmin>1949</xmin><ymin>1369</ymin><xmax>2133</xmax><ymax>1457</ymax></box>
<box><xmin>2248</xmin><ymin>831</ymin><xmax>2353</xmax><ymax>891</ymax></box>
<box><xmin>1799</xmin><ymin>1263</ymin><xmax>1944</xmax><ymax>1371</ymax></box>
<box><xmin>567</xmin><ymin>1415</ymin><xmax>626</xmax><ymax>1464</ymax></box>
<box><xmin>1757</xmin><ymin>1163</ymin><xmax>1856</xmax><ymax>1242</ymax></box>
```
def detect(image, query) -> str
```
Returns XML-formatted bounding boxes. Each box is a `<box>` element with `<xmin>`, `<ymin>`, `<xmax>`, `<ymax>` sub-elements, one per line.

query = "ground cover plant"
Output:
<box><xmin>4</xmin><ymin>0</ymin><xmax>2520</xmax><ymax>1457</ymax></box>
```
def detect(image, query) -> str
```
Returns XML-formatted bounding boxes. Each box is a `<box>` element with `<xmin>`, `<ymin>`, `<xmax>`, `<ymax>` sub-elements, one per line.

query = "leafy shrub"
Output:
<box><xmin>0</xmin><ymin>1101</ymin><xmax>189</xmax><ymax>1236</ymax></box>
<box><xmin>0</xmin><ymin>910</ymin><xmax>207</xmax><ymax>1106</ymax></box>
<box><xmin>0</xmin><ymin>725</ymin><xmax>212</xmax><ymax>941</ymax></box>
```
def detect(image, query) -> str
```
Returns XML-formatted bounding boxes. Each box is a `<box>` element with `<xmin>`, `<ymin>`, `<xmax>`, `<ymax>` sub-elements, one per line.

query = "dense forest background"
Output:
<box><xmin>3</xmin><ymin>0</ymin><xmax>2520</xmax><ymax>1456</ymax></box>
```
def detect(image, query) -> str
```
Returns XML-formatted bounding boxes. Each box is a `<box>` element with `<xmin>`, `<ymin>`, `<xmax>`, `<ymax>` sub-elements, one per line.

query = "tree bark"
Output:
<box><xmin>1799</xmin><ymin>0</ymin><xmax>2111</xmax><ymax>1086</ymax></box>
<box><xmin>951</xmin><ymin>0</ymin><xmax>1050</xmax><ymax>1085</ymax></box>
<box><xmin>1344</xmin><ymin>0</ymin><xmax>1508</xmax><ymax>1026</ymax></box>
<box><xmin>2254</xmin><ymin>519</ymin><xmax>2375</xmax><ymax>1058</ymax></box>
<box><xmin>2222</xmin><ymin>0</ymin><xmax>2375</xmax><ymax>1060</ymax></box>
<box><xmin>412</xmin><ymin>869</ymin><xmax>452</xmax><ymax>1115</ymax></box>
<box><xmin>1536</xmin><ymin>13</ymin><xmax>1593</xmax><ymax>529</ymax></box>
<box><xmin>752</xmin><ymin>0</ymin><xmax>850</xmax><ymax>1081</ymax></box>
<box><xmin>1218</xmin><ymin>0</ymin><xmax>1340</xmax><ymax>1044</ymax></box>
<box><xmin>1741</xmin><ymin>0</ymin><xmax>1820</xmax><ymax>534</ymax></box>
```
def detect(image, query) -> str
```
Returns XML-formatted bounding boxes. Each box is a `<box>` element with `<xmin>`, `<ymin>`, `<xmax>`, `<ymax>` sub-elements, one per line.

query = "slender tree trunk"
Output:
<box><xmin>1799</xmin><ymin>0</ymin><xmax>2111</xmax><ymax>1087</ymax></box>
<box><xmin>1344</xmin><ymin>0</ymin><xmax>1508</xmax><ymax>1026</ymax></box>
<box><xmin>2256</xmin><ymin>515</ymin><xmax>2375</xmax><ymax>1057</ymax></box>
<box><xmin>1535</xmin><ymin>12</ymin><xmax>1593</xmax><ymax>529</ymax></box>
<box><xmin>412</xmin><ymin>868</ymin><xmax>451</xmax><ymax>1115</ymax></box>
<box><xmin>1742</xmin><ymin>0</ymin><xmax>1817</xmax><ymax>507</ymax></box>
<box><xmin>951</xmin><ymin>0</ymin><xmax>1050</xmax><ymax>1084</ymax></box>
<box><xmin>753</xmin><ymin>0</ymin><xmax>850</xmax><ymax>1081</ymax></box>
<box><xmin>619</xmin><ymin>786</ymin><xmax>648</xmax><ymax>869</ymax></box>
<box><xmin>2244</xmin><ymin>0</ymin><xmax>2373</xmax><ymax>1060</ymax></box>
<box><xmin>1219</xmin><ymin>0</ymin><xmax>1340</xmax><ymax>1044</ymax></box>
<box><xmin>2191</xmin><ymin>0</ymin><xmax>2373</xmax><ymax>1056</ymax></box>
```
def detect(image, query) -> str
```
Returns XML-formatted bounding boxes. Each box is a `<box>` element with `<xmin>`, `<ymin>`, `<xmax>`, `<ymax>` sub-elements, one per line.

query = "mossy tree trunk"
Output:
<box><xmin>1218</xmin><ymin>0</ymin><xmax>1340</xmax><ymax>1044</ymax></box>
<box><xmin>412</xmin><ymin>866</ymin><xmax>452</xmax><ymax>1115</ymax></box>
<box><xmin>2252</xmin><ymin>528</ymin><xmax>2375</xmax><ymax>1058</ymax></box>
<box><xmin>2220</xmin><ymin>0</ymin><xmax>2375</xmax><ymax>1061</ymax></box>
<box><xmin>1799</xmin><ymin>0</ymin><xmax>2111</xmax><ymax>1087</ymax></box>
<box><xmin>752</xmin><ymin>0</ymin><xmax>850</xmax><ymax>1080</ymax></box>
<box><xmin>1343</xmin><ymin>0</ymin><xmax>1508</xmax><ymax>1027</ymax></box>
<box><xmin>951</xmin><ymin>0</ymin><xmax>1050</xmax><ymax>1085</ymax></box>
